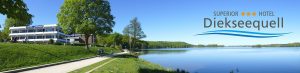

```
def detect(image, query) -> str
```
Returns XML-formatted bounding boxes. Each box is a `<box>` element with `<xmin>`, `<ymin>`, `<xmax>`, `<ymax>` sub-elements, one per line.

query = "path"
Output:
<box><xmin>19</xmin><ymin>51</ymin><xmax>129</xmax><ymax>73</ymax></box>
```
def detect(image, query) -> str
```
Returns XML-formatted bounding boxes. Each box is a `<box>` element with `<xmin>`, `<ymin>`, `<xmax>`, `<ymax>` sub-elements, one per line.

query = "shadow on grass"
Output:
<box><xmin>113</xmin><ymin>54</ymin><xmax>139</xmax><ymax>58</ymax></box>
<box><xmin>139</xmin><ymin>68</ymin><xmax>189</xmax><ymax>73</ymax></box>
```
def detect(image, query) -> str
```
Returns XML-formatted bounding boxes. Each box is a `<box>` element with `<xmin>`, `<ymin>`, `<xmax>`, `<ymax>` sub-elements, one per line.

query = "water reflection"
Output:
<box><xmin>142</xmin><ymin>49</ymin><xmax>187</xmax><ymax>54</ymax></box>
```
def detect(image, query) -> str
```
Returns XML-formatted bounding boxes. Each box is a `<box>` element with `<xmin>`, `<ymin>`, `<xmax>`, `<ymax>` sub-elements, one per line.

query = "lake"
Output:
<box><xmin>139</xmin><ymin>47</ymin><xmax>300</xmax><ymax>73</ymax></box>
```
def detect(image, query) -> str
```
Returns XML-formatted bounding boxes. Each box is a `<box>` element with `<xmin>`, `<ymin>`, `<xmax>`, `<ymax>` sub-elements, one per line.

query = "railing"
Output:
<box><xmin>15</xmin><ymin>38</ymin><xmax>68</xmax><ymax>43</ymax></box>
<box><xmin>11</xmin><ymin>30</ymin><xmax>58</xmax><ymax>34</ymax></box>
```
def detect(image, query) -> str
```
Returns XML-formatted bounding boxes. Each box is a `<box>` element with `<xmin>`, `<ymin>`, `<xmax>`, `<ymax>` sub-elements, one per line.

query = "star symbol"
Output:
<box><xmin>241</xmin><ymin>12</ymin><xmax>245</xmax><ymax>16</ymax></box>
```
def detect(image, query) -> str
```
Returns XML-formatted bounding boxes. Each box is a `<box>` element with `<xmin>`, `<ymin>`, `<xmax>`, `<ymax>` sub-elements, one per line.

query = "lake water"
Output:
<box><xmin>139</xmin><ymin>47</ymin><xmax>300</xmax><ymax>73</ymax></box>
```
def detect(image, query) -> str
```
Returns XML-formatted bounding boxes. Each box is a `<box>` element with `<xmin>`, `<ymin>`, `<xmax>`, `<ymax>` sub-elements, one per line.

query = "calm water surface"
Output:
<box><xmin>139</xmin><ymin>47</ymin><xmax>300</xmax><ymax>73</ymax></box>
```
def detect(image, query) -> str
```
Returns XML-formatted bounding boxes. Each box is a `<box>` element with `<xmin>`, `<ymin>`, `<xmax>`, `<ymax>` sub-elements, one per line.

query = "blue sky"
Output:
<box><xmin>0</xmin><ymin>0</ymin><xmax>299</xmax><ymax>45</ymax></box>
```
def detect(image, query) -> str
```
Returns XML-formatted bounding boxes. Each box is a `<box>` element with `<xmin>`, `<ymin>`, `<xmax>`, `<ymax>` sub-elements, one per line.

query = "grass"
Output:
<box><xmin>0</xmin><ymin>42</ymin><xmax>121</xmax><ymax>71</ymax></box>
<box><xmin>70</xmin><ymin>54</ymin><xmax>186</xmax><ymax>73</ymax></box>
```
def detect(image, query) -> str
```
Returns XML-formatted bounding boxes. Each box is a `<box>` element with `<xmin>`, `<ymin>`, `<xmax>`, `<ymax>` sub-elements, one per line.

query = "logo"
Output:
<box><xmin>198</xmin><ymin>11</ymin><xmax>291</xmax><ymax>38</ymax></box>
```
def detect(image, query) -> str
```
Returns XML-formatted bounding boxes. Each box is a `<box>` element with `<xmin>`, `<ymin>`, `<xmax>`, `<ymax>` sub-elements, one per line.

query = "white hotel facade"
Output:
<box><xmin>9</xmin><ymin>24</ymin><xmax>69</xmax><ymax>43</ymax></box>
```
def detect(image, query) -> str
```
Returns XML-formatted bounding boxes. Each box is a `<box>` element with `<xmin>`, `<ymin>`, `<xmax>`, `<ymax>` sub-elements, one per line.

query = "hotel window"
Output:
<box><xmin>28</xmin><ymin>36</ymin><xmax>35</xmax><ymax>39</ymax></box>
<box><xmin>46</xmin><ymin>35</ymin><xmax>54</xmax><ymax>39</ymax></box>
<box><xmin>20</xmin><ymin>30</ymin><xmax>26</xmax><ymax>33</ymax></box>
<box><xmin>56</xmin><ymin>34</ymin><xmax>64</xmax><ymax>39</ymax></box>
<box><xmin>19</xmin><ymin>36</ymin><xmax>25</xmax><ymax>39</ymax></box>
<box><xmin>13</xmin><ymin>37</ymin><xmax>19</xmax><ymax>40</ymax></box>
<box><xmin>75</xmin><ymin>39</ymin><xmax>80</xmax><ymax>41</ymax></box>
<box><xmin>12</xmin><ymin>37</ymin><xmax>16</xmax><ymax>39</ymax></box>
<box><xmin>28</xmin><ymin>29</ymin><xmax>35</xmax><ymax>32</ymax></box>
<box><xmin>12</xmin><ymin>30</ymin><xmax>19</xmax><ymax>33</ymax></box>
<box><xmin>37</xmin><ymin>29</ymin><xmax>44</xmax><ymax>32</ymax></box>
<box><xmin>45</xmin><ymin>28</ymin><xmax>54</xmax><ymax>32</ymax></box>
<box><xmin>37</xmin><ymin>36</ymin><xmax>44</xmax><ymax>39</ymax></box>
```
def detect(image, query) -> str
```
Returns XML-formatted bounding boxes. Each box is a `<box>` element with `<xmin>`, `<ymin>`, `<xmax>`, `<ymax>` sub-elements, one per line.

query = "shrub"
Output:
<box><xmin>72</xmin><ymin>43</ymin><xmax>86</xmax><ymax>46</ymax></box>
<box><xmin>54</xmin><ymin>42</ymin><xmax>63</xmax><ymax>45</ymax></box>
<box><xmin>48</xmin><ymin>39</ymin><xmax>54</xmax><ymax>44</ymax></box>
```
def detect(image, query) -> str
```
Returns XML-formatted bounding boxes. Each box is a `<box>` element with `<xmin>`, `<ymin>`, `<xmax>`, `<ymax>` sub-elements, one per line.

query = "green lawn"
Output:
<box><xmin>0</xmin><ymin>43</ymin><xmax>121</xmax><ymax>71</ymax></box>
<box><xmin>70</xmin><ymin>54</ymin><xmax>185</xmax><ymax>73</ymax></box>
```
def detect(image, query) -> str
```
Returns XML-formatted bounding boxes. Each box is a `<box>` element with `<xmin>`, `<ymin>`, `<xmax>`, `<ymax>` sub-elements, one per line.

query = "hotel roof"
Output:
<box><xmin>9</xmin><ymin>24</ymin><xmax>58</xmax><ymax>30</ymax></box>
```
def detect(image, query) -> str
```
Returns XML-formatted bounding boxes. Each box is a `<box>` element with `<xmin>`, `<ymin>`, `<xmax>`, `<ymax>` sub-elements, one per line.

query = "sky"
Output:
<box><xmin>0</xmin><ymin>0</ymin><xmax>300</xmax><ymax>46</ymax></box>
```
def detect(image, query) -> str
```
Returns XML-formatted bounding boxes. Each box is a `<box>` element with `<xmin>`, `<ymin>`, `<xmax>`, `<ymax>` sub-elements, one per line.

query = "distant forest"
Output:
<box><xmin>146</xmin><ymin>41</ymin><xmax>192</xmax><ymax>49</ymax></box>
<box><xmin>252</xmin><ymin>42</ymin><xmax>300</xmax><ymax>47</ymax></box>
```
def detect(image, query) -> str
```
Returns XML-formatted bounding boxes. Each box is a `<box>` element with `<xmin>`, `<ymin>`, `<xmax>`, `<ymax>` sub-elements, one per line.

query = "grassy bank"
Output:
<box><xmin>0</xmin><ymin>43</ymin><xmax>121</xmax><ymax>71</ymax></box>
<box><xmin>70</xmin><ymin>54</ymin><xmax>185</xmax><ymax>73</ymax></box>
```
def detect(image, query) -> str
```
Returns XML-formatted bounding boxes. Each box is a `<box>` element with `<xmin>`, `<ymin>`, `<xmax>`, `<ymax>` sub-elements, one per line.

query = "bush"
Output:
<box><xmin>54</xmin><ymin>42</ymin><xmax>63</xmax><ymax>45</ymax></box>
<box><xmin>48</xmin><ymin>39</ymin><xmax>54</xmax><ymax>44</ymax></box>
<box><xmin>0</xmin><ymin>38</ymin><xmax>3</xmax><ymax>42</ymax></box>
<box><xmin>72</xmin><ymin>43</ymin><xmax>86</xmax><ymax>46</ymax></box>
<box><xmin>114</xmin><ymin>45</ymin><xmax>122</xmax><ymax>50</ymax></box>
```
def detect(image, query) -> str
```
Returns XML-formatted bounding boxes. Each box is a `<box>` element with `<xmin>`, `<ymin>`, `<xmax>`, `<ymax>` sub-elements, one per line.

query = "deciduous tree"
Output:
<box><xmin>0</xmin><ymin>0</ymin><xmax>33</xmax><ymax>41</ymax></box>
<box><xmin>57</xmin><ymin>0</ymin><xmax>114</xmax><ymax>50</ymax></box>
<box><xmin>0</xmin><ymin>0</ymin><xmax>33</xmax><ymax>22</ymax></box>
<box><xmin>123</xmin><ymin>17</ymin><xmax>146</xmax><ymax>51</ymax></box>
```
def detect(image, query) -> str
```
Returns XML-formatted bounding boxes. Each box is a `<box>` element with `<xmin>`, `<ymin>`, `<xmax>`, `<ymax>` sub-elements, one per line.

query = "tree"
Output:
<box><xmin>109</xmin><ymin>32</ymin><xmax>123</xmax><ymax>47</ymax></box>
<box><xmin>3</xmin><ymin>18</ymin><xmax>32</xmax><ymax>41</ymax></box>
<box><xmin>135</xmin><ymin>40</ymin><xmax>148</xmax><ymax>49</ymax></box>
<box><xmin>97</xmin><ymin>32</ymin><xmax>123</xmax><ymax>48</ymax></box>
<box><xmin>0</xmin><ymin>0</ymin><xmax>33</xmax><ymax>41</ymax></box>
<box><xmin>123</xmin><ymin>17</ymin><xmax>146</xmax><ymax>51</ymax></box>
<box><xmin>0</xmin><ymin>31</ymin><xmax>2</xmax><ymax>42</ymax></box>
<box><xmin>57</xmin><ymin>0</ymin><xmax>114</xmax><ymax>50</ymax></box>
<box><xmin>97</xmin><ymin>34</ymin><xmax>109</xmax><ymax>47</ymax></box>
<box><xmin>0</xmin><ymin>0</ymin><xmax>33</xmax><ymax>25</ymax></box>
<box><xmin>121</xmin><ymin>35</ymin><xmax>130</xmax><ymax>49</ymax></box>
<box><xmin>0</xmin><ymin>24</ymin><xmax>2</xmax><ymax>42</ymax></box>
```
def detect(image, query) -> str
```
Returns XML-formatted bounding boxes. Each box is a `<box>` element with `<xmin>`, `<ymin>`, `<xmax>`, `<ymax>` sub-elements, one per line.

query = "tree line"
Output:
<box><xmin>252</xmin><ymin>42</ymin><xmax>300</xmax><ymax>47</ymax></box>
<box><xmin>97</xmin><ymin>34</ymin><xmax>193</xmax><ymax>49</ymax></box>
<box><xmin>195</xmin><ymin>44</ymin><xmax>224</xmax><ymax>47</ymax></box>
<box><xmin>147</xmin><ymin>41</ymin><xmax>192</xmax><ymax>48</ymax></box>
<box><xmin>96</xmin><ymin>32</ymin><xmax>193</xmax><ymax>50</ymax></box>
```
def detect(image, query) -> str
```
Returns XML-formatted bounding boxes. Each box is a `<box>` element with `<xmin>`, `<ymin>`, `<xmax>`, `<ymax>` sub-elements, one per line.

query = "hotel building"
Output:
<box><xmin>9</xmin><ymin>24</ymin><xmax>68</xmax><ymax>43</ymax></box>
<box><xmin>9</xmin><ymin>24</ymin><xmax>96</xmax><ymax>44</ymax></box>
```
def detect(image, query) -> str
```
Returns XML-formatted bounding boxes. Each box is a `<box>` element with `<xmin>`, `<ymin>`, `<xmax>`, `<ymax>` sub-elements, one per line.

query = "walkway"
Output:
<box><xmin>19</xmin><ymin>51</ymin><xmax>129</xmax><ymax>73</ymax></box>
